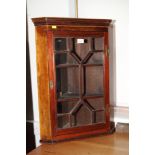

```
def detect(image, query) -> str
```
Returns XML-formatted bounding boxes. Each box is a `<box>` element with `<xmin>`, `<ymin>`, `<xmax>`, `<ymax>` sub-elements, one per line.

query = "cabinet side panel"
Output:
<box><xmin>35</xmin><ymin>26</ymin><xmax>52</xmax><ymax>140</ymax></box>
<box><xmin>104</xmin><ymin>31</ymin><xmax>110</xmax><ymax>130</ymax></box>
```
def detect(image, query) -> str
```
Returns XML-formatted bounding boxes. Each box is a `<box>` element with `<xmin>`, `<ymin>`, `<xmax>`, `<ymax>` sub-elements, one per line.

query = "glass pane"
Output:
<box><xmin>75</xmin><ymin>37</ymin><xmax>91</xmax><ymax>60</ymax></box>
<box><xmin>54</xmin><ymin>38</ymin><xmax>73</xmax><ymax>51</ymax></box>
<box><xmin>87</xmin><ymin>98</ymin><xmax>104</xmax><ymax>110</ymax></box>
<box><xmin>57</xmin><ymin>101</ymin><xmax>77</xmax><ymax>114</ymax></box>
<box><xmin>55</xmin><ymin>38</ymin><xmax>67</xmax><ymax>51</ymax></box>
<box><xmin>94</xmin><ymin>37</ymin><xmax>104</xmax><ymax>50</ymax></box>
<box><xmin>55</xmin><ymin>53</ymin><xmax>78</xmax><ymax>65</ymax></box>
<box><xmin>87</xmin><ymin>52</ymin><xmax>103</xmax><ymax>64</ymax></box>
<box><xmin>54</xmin><ymin>36</ymin><xmax>105</xmax><ymax>130</ymax></box>
<box><xmin>56</xmin><ymin>67</ymin><xmax>80</xmax><ymax>99</ymax></box>
<box><xmin>85</xmin><ymin>66</ymin><xmax>103</xmax><ymax>95</ymax></box>
<box><xmin>72</xmin><ymin>104</ymin><xmax>92</xmax><ymax>127</ymax></box>
<box><xmin>96</xmin><ymin>111</ymin><xmax>105</xmax><ymax>123</ymax></box>
<box><xmin>86</xmin><ymin>98</ymin><xmax>105</xmax><ymax>124</ymax></box>
<box><xmin>57</xmin><ymin>115</ymin><xmax>70</xmax><ymax>129</ymax></box>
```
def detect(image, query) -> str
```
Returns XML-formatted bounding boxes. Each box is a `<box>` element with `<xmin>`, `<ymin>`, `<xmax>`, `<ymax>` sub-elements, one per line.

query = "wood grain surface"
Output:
<box><xmin>32</xmin><ymin>17</ymin><xmax>112</xmax><ymax>26</ymax></box>
<box><xmin>35</xmin><ymin>26</ymin><xmax>52</xmax><ymax>140</ymax></box>
<box><xmin>28</xmin><ymin>132</ymin><xmax>129</xmax><ymax>155</ymax></box>
<box><xmin>32</xmin><ymin>18</ymin><xmax>112</xmax><ymax>142</ymax></box>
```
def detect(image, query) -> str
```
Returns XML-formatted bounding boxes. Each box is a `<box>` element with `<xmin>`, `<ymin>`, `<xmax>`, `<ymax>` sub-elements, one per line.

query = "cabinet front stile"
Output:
<box><xmin>47</xmin><ymin>31</ymin><xmax>57</xmax><ymax>138</ymax></box>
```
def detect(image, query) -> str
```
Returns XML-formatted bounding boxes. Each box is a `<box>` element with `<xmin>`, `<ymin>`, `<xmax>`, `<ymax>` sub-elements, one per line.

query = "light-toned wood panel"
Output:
<box><xmin>28</xmin><ymin>133</ymin><xmax>129</xmax><ymax>155</ymax></box>
<box><xmin>35</xmin><ymin>26</ymin><xmax>52</xmax><ymax>140</ymax></box>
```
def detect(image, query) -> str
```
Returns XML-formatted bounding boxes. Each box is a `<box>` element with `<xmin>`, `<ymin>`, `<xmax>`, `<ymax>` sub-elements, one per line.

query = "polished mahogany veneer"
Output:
<box><xmin>32</xmin><ymin>17</ymin><xmax>112</xmax><ymax>142</ymax></box>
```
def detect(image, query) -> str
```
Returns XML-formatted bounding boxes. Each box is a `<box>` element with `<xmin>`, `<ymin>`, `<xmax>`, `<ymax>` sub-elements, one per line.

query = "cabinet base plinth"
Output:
<box><xmin>40</xmin><ymin>122</ymin><xmax>115</xmax><ymax>143</ymax></box>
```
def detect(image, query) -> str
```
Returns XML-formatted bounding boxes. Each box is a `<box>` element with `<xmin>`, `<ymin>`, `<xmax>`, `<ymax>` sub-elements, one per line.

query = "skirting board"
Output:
<box><xmin>110</xmin><ymin>106</ymin><xmax>129</xmax><ymax>124</ymax></box>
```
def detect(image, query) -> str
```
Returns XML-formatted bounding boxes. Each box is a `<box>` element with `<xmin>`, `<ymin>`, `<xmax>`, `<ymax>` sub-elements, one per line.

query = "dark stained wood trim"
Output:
<box><xmin>55</xmin><ymin>123</ymin><xmax>106</xmax><ymax>135</ymax></box>
<box><xmin>57</xmin><ymin>94</ymin><xmax>104</xmax><ymax>102</ymax></box>
<box><xmin>83</xmin><ymin>63</ymin><xmax>103</xmax><ymax>67</ymax></box>
<box><xmin>48</xmin><ymin>25</ymin><xmax>108</xmax><ymax>32</ymax></box>
<box><xmin>53</xmin><ymin>31</ymin><xmax>106</xmax><ymax>37</ymax></box>
<box><xmin>103</xmin><ymin>31</ymin><xmax>110</xmax><ymax>131</ymax></box>
<box><xmin>56</xmin><ymin>64</ymin><xmax>79</xmax><ymax>68</ymax></box>
<box><xmin>50</xmin><ymin>31</ymin><xmax>110</xmax><ymax>139</ymax></box>
<box><xmin>32</xmin><ymin>17</ymin><xmax>112</xmax><ymax>27</ymax></box>
<box><xmin>52</xmin><ymin>127</ymin><xmax>110</xmax><ymax>142</ymax></box>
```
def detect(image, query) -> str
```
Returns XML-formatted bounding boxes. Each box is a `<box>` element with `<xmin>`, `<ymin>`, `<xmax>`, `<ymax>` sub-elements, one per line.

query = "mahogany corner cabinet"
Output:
<box><xmin>32</xmin><ymin>17</ymin><xmax>112</xmax><ymax>142</ymax></box>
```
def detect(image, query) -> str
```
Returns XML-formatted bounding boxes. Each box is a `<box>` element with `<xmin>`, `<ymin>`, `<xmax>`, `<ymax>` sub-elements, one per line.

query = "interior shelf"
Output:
<box><xmin>83</xmin><ymin>64</ymin><xmax>103</xmax><ymax>67</ymax></box>
<box><xmin>55</xmin><ymin>36</ymin><xmax>105</xmax><ymax>129</ymax></box>
<box><xmin>57</xmin><ymin>93</ymin><xmax>104</xmax><ymax>102</ymax></box>
<box><xmin>54</xmin><ymin>50</ymin><xmax>104</xmax><ymax>54</ymax></box>
<box><xmin>56</xmin><ymin>64</ymin><xmax>79</xmax><ymax>68</ymax></box>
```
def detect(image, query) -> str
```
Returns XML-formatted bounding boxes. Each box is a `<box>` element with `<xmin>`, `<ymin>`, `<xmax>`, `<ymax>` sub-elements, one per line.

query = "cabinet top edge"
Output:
<box><xmin>32</xmin><ymin>17</ymin><xmax>112</xmax><ymax>27</ymax></box>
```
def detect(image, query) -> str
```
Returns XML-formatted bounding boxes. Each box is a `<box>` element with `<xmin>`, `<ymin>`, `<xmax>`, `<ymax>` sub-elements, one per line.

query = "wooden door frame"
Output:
<box><xmin>47</xmin><ymin>29</ymin><xmax>110</xmax><ymax>142</ymax></box>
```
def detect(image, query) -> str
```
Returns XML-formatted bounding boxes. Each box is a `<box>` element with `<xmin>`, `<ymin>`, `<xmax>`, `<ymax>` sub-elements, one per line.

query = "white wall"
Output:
<box><xmin>78</xmin><ymin>0</ymin><xmax>129</xmax><ymax>107</ymax></box>
<box><xmin>27</xmin><ymin>0</ymin><xmax>74</xmax><ymax>122</ymax></box>
<box><xmin>27</xmin><ymin>0</ymin><xmax>129</xmax><ymax>146</ymax></box>
<box><xmin>27</xmin><ymin>0</ymin><xmax>73</xmax><ymax>146</ymax></box>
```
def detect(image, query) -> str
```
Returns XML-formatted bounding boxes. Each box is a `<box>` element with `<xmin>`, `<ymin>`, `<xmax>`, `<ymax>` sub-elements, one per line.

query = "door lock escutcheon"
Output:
<box><xmin>50</xmin><ymin>80</ymin><xmax>54</xmax><ymax>89</ymax></box>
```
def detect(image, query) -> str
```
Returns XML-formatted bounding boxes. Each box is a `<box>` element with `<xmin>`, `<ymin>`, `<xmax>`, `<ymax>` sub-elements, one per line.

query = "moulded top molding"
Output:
<box><xmin>32</xmin><ymin>17</ymin><xmax>112</xmax><ymax>27</ymax></box>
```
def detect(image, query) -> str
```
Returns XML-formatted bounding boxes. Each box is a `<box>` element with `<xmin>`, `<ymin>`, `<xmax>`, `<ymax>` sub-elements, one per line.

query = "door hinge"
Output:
<box><xmin>106</xmin><ymin>105</ymin><xmax>110</xmax><ymax>113</ymax></box>
<box><xmin>105</xmin><ymin>45</ymin><xmax>110</xmax><ymax>56</ymax></box>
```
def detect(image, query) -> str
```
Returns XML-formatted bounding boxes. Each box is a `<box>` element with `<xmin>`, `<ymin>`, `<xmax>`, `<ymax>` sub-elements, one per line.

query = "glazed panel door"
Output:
<box><xmin>48</xmin><ymin>31</ymin><xmax>110</xmax><ymax>136</ymax></box>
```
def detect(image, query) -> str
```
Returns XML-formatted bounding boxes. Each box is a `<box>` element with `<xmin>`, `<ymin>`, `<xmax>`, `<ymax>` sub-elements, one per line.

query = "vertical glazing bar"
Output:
<box><xmin>83</xmin><ymin>66</ymin><xmax>86</xmax><ymax>95</ymax></box>
<box><xmin>72</xmin><ymin>38</ymin><xmax>75</xmax><ymax>51</ymax></box>
<box><xmin>66</xmin><ymin>38</ymin><xmax>69</xmax><ymax>51</ymax></box>
<box><xmin>92</xmin><ymin>38</ymin><xmax>95</xmax><ymax>50</ymax></box>
<box><xmin>79</xmin><ymin>64</ymin><xmax>83</xmax><ymax>98</ymax></box>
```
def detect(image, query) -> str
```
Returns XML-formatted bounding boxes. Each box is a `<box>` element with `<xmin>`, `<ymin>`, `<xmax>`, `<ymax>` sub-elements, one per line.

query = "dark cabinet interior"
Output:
<box><xmin>55</xmin><ymin>37</ymin><xmax>105</xmax><ymax>129</ymax></box>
